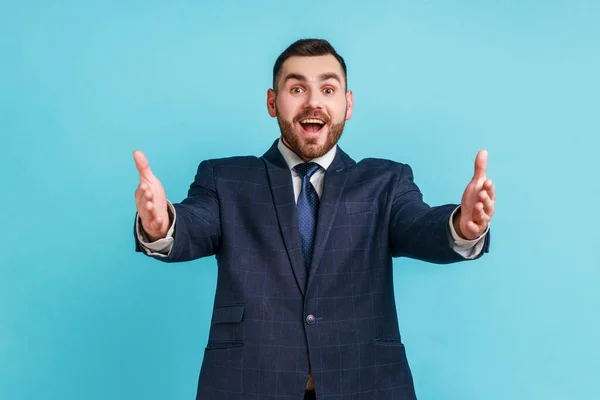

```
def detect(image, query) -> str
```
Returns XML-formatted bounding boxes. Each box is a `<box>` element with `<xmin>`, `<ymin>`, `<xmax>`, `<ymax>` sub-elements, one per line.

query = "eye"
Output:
<box><xmin>323</xmin><ymin>87</ymin><xmax>335</xmax><ymax>95</ymax></box>
<box><xmin>291</xmin><ymin>87</ymin><xmax>305</xmax><ymax>94</ymax></box>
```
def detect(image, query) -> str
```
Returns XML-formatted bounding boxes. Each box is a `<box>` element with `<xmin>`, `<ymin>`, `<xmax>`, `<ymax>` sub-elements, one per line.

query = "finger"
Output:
<box><xmin>478</xmin><ymin>207</ymin><xmax>491</xmax><ymax>223</ymax></box>
<box><xmin>135</xmin><ymin>186</ymin><xmax>154</xmax><ymax>210</ymax></box>
<box><xmin>149</xmin><ymin>215</ymin><xmax>164</xmax><ymax>232</ymax></box>
<box><xmin>152</xmin><ymin>215</ymin><xmax>164</xmax><ymax>230</ymax></box>
<box><xmin>136</xmin><ymin>183</ymin><xmax>155</xmax><ymax>204</ymax></box>
<box><xmin>136</xmin><ymin>190</ymin><xmax>154</xmax><ymax>217</ymax></box>
<box><xmin>466</xmin><ymin>221</ymin><xmax>481</xmax><ymax>235</ymax></box>
<box><xmin>133</xmin><ymin>150</ymin><xmax>155</xmax><ymax>182</ymax></box>
<box><xmin>471</xmin><ymin>202</ymin><xmax>485</xmax><ymax>221</ymax></box>
<box><xmin>485</xmin><ymin>179</ymin><xmax>496</xmax><ymax>201</ymax></box>
<box><xmin>473</xmin><ymin>203</ymin><xmax>491</xmax><ymax>225</ymax></box>
<box><xmin>485</xmin><ymin>201</ymin><xmax>495</xmax><ymax>217</ymax></box>
<box><xmin>142</xmin><ymin>204</ymin><xmax>160</xmax><ymax>231</ymax></box>
<box><xmin>480</xmin><ymin>191</ymin><xmax>495</xmax><ymax>216</ymax></box>
<box><xmin>149</xmin><ymin>202</ymin><xmax>163</xmax><ymax>221</ymax></box>
<box><xmin>474</xmin><ymin>201</ymin><xmax>484</xmax><ymax>213</ymax></box>
<box><xmin>478</xmin><ymin>191</ymin><xmax>494</xmax><ymax>211</ymax></box>
<box><xmin>146</xmin><ymin>200</ymin><xmax>155</xmax><ymax>214</ymax></box>
<box><xmin>473</xmin><ymin>149</ymin><xmax>488</xmax><ymax>181</ymax></box>
<box><xmin>464</xmin><ymin>220</ymin><xmax>486</xmax><ymax>238</ymax></box>
<box><xmin>141</xmin><ymin>200</ymin><xmax>153</xmax><ymax>219</ymax></box>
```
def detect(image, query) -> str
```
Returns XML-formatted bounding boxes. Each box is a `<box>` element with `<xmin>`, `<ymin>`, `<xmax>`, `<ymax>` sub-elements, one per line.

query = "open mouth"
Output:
<box><xmin>299</xmin><ymin>118</ymin><xmax>326</xmax><ymax>135</ymax></box>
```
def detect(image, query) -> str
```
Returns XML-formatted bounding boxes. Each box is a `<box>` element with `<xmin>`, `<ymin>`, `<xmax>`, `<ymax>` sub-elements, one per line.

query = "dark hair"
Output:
<box><xmin>272</xmin><ymin>38</ymin><xmax>347</xmax><ymax>92</ymax></box>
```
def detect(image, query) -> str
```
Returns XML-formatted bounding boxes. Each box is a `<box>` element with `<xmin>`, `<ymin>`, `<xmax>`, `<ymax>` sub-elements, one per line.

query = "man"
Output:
<box><xmin>133</xmin><ymin>39</ymin><xmax>495</xmax><ymax>400</ymax></box>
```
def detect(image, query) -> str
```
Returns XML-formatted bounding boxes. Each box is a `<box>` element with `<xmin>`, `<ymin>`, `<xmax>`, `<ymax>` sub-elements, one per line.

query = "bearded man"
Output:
<box><xmin>133</xmin><ymin>38</ymin><xmax>495</xmax><ymax>400</ymax></box>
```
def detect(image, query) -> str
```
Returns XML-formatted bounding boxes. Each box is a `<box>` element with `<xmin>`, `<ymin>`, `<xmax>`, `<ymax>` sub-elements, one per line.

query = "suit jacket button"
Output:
<box><xmin>306</xmin><ymin>314</ymin><xmax>316</xmax><ymax>325</ymax></box>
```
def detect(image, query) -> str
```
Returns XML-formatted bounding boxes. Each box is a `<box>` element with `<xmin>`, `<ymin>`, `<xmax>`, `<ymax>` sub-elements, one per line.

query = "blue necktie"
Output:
<box><xmin>294</xmin><ymin>162</ymin><xmax>321</xmax><ymax>269</ymax></box>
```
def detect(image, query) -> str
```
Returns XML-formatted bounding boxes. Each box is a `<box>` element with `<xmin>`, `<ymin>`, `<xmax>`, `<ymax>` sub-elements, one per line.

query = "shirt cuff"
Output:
<box><xmin>448</xmin><ymin>206</ymin><xmax>489</xmax><ymax>259</ymax></box>
<box><xmin>136</xmin><ymin>201</ymin><xmax>176</xmax><ymax>257</ymax></box>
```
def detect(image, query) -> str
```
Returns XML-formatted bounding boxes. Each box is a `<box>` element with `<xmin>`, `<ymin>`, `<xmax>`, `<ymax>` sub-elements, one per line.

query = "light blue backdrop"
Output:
<box><xmin>1</xmin><ymin>1</ymin><xmax>598</xmax><ymax>399</ymax></box>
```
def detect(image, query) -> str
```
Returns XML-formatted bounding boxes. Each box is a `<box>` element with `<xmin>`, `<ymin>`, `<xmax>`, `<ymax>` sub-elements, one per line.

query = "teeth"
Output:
<box><xmin>300</xmin><ymin>119</ymin><xmax>325</xmax><ymax>124</ymax></box>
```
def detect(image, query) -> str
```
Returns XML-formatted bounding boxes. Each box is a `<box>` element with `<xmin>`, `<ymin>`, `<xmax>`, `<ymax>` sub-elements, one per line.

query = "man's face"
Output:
<box><xmin>267</xmin><ymin>55</ymin><xmax>353</xmax><ymax>161</ymax></box>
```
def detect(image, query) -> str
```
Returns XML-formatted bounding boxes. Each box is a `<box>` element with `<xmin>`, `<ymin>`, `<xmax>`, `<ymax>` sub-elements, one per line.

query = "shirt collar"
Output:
<box><xmin>277</xmin><ymin>138</ymin><xmax>337</xmax><ymax>171</ymax></box>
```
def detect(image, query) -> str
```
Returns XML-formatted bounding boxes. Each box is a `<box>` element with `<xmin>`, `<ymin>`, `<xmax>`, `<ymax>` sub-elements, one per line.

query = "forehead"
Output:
<box><xmin>280</xmin><ymin>55</ymin><xmax>345</xmax><ymax>84</ymax></box>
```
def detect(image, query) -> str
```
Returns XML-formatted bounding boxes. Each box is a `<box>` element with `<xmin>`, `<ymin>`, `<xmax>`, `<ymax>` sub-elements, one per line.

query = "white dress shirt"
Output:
<box><xmin>137</xmin><ymin>139</ymin><xmax>488</xmax><ymax>258</ymax></box>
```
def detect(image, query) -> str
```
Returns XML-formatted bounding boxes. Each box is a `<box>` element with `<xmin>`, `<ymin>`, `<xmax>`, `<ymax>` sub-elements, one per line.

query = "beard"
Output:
<box><xmin>276</xmin><ymin>109</ymin><xmax>346</xmax><ymax>160</ymax></box>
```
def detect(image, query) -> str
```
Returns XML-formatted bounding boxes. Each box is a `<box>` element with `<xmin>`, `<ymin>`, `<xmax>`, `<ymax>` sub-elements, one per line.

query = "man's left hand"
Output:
<box><xmin>455</xmin><ymin>150</ymin><xmax>496</xmax><ymax>240</ymax></box>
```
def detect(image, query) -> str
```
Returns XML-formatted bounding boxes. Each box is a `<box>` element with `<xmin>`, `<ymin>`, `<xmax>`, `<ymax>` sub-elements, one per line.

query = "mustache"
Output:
<box><xmin>293</xmin><ymin>110</ymin><xmax>330</xmax><ymax>124</ymax></box>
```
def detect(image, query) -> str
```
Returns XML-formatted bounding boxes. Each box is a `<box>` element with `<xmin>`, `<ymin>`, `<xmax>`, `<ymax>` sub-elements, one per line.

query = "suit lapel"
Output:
<box><xmin>306</xmin><ymin>147</ymin><xmax>355</xmax><ymax>292</ymax></box>
<box><xmin>261</xmin><ymin>140</ymin><xmax>307</xmax><ymax>295</ymax></box>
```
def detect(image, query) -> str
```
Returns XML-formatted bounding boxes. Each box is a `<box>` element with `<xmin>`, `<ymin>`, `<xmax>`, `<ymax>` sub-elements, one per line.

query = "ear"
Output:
<box><xmin>345</xmin><ymin>90</ymin><xmax>354</xmax><ymax>120</ymax></box>
<box><xmin>267</xmin><ymin>89</ymin><xmax>277</xmax><ymax>118</ymax></box>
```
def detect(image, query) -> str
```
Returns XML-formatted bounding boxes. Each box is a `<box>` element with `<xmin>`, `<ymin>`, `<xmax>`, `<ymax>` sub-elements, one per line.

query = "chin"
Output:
<box><xmin>298</xmin><ymin>142</ymin><xmax>331</xmax><ymax>159</ymax></box>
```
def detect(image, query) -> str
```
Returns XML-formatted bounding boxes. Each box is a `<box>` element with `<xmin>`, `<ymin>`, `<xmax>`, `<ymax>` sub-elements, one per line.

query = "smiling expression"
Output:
<box><xmin>267</xmin><ymin>55</ymin><xmax>354</xmax><ymax>161</ymax></box>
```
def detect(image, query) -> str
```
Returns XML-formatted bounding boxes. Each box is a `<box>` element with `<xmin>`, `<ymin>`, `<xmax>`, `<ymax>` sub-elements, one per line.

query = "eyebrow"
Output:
<box><xmin>283</xmin><ymin>72</ymin><xmax>342</xmax><ymax>85</ymax></box>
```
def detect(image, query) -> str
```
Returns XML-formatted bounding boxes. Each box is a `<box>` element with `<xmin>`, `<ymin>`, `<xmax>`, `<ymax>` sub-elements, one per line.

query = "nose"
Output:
<box><xmin>304</xmin><ymin>89</ymin><xmax>324</xmax><ymax>110</ymax></box>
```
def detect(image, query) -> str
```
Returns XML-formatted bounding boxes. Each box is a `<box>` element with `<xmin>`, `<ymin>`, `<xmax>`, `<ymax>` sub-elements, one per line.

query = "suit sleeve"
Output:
<box><xmin>134</xmin><ymin>160</ymin><xmax>221</xmax><ymax>262</ymax></box>
<box><xmin>388</xmin><ymin>164</ymin><xmax>489</xmax><ymax>263</ymax></box>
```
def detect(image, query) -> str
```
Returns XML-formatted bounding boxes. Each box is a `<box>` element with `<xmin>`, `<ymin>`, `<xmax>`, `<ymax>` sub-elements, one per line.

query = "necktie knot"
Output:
<box><xmin>294</xmin><ymin>162</ymin><xmax>321</xmax><ymax>179</ymax></box>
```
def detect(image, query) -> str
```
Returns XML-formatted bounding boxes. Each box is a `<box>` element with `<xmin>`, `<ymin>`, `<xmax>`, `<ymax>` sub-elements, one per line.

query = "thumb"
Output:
<box><xmin>133</xmin><ymin>150</ymin><xmax>155</xmax><ymax>182</ymax></box>
<box><xmin>473</xmin><ymin>149</ymin><xmax>488</xmax><ymax>180</ymax></box>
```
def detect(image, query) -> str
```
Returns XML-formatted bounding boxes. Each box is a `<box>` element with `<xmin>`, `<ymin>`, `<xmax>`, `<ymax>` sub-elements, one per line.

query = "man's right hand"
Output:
<box><xmin>133</xmin><ymin>150</ymin><xmax>170</xmax><ymax>242</ymax></box>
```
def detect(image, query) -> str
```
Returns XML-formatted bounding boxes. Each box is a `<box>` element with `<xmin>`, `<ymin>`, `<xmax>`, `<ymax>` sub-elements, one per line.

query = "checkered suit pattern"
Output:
<box><xmin>135</xmin><ymin>140</ymin><xmax>490</xmax><ymax>399</ymax></box>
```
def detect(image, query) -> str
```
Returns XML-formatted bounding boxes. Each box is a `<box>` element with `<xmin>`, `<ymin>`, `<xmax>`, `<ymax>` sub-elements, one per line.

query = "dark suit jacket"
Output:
<box><xmin>135</xmin><ymin>140</ymin><xmax>490</xmax><ymax>399</ymax></box>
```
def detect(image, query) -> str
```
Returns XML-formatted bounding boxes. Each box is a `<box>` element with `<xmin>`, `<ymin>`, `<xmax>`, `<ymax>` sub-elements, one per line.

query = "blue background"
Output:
<box><xmin>1</xmin><ymin>1</ymin><xmax>599</xmax><ymax>399</ymax></box>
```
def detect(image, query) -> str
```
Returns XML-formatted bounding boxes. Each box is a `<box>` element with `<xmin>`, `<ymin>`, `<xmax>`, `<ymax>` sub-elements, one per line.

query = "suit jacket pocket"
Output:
<box><xmin>204</xmin><ymin>305</ymin><xmax>245</xmax><ymax>367</ymax></box>
<box><xmin>208</xmin><ymin>305</ymin><xmax>245</xmax><ymax>345</ymax></box>
<box><xmin>211</xmin><ymin>304</ymin><xmax>244</xmax><ymax>324</ymax></box>
<box><xmin>374</xmin><ymin>338</ymin><xmax>408</xmax><ymax>365</ymax></box>
<box><xmin>373</xmin><ymin>337</ymin><xmax>413</xmax><ymax>390</ymax></box>
<box><xmin>206</xmin><ymin>340</ymin><xmax>244</xmax><ymax>351</ymax></box>
<box><xmin>203</xmin><ymin>341</ymin><xmax>245</xmax><ymax>367</ymax></box>
<box><xmin>373</xmin><ymin>337</ymin><xmax>404</xmax><ymax>347</ymax></box>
